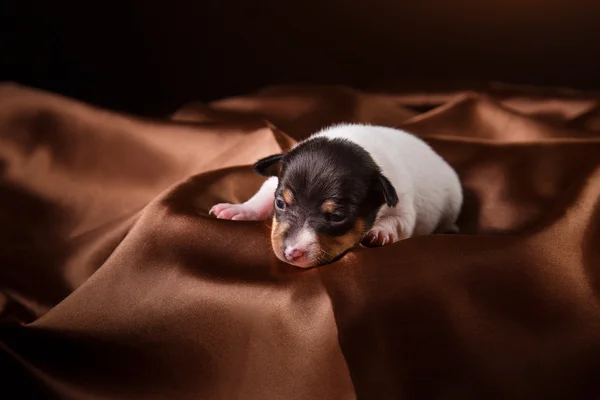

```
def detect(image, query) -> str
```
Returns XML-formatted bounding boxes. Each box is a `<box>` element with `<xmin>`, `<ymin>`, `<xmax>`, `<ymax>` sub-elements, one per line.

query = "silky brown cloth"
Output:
<box><xmin>1</xmin><ymin>82</ymin><xmax>600</xmax><ymax>399</ymax></box>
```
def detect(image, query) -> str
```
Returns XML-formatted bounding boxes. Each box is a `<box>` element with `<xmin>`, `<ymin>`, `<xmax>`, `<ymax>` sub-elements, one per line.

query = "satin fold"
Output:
<box><xmin>1</xmin><ymin>82</ymin><xmax>600</xmax><ymax>399</ymax></box>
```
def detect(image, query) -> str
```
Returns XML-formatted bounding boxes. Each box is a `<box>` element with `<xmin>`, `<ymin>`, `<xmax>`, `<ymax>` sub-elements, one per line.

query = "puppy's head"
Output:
<box><xmin>253</xmin><ymin>137</ymin><xmax>398</xmax><ymax>268</ymax></box>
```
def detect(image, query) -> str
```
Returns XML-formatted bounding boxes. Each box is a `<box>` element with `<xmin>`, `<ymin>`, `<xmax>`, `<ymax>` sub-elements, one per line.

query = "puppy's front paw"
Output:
<box><xmin>362</xmin><ymin>228</ymin><xmax>397</xmax><ymax>247</ymax></box>
<box><xmin>209</xmin><ymin>203</ymin><xmax>261</xmax><ymax>221</ymax></box>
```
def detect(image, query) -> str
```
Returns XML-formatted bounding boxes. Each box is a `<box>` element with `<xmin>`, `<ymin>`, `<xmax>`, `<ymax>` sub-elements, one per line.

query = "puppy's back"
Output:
<box><xmin>309</xmin><ymin>123</ymin><xmax>451</xmax><ymax>185</ymax></box>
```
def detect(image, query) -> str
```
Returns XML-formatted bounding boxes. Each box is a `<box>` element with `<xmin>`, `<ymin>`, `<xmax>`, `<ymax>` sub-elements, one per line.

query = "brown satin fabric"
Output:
<box><xmin>1</xmin><ymin>82</ymin><xmax>600</xmax><ymax>399</ymax></box>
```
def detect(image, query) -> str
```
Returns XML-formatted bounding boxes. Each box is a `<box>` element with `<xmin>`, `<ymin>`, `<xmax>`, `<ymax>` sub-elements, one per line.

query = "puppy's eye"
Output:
<box><xmin>275</xmin><ymin>199</ymin><xmax>286</xmax><ymax>210</ymax></box>
<box><xmin>328</xmin><ymin>213</ymin><xmax>346</xmax><ymax>223</ymax></box>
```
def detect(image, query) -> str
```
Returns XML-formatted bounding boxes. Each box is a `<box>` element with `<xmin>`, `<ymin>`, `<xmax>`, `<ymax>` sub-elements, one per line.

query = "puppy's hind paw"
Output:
<box><xmin>209</xmin><ymin>203</ymin><xmax>261</xmax><ymax>221</ymax></box>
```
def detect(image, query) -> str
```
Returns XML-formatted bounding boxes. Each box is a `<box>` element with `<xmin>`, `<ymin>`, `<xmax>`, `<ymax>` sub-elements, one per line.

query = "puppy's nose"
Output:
<box><xmin>284</xmin><ymin>247</ymin><xmax>304</xmax><ymax>261</ymax></box>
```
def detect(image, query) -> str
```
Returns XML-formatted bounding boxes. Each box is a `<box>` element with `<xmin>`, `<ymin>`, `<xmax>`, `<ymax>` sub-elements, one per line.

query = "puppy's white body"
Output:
<box><xmin>309</xmin><ymin>124</ymin><xmax>462</xmax><ymax>240</ymax></box>
<box><xmin>210</xmin><ymin>123</ymin><xmax>463</xmax><ymax>253</ymax></box>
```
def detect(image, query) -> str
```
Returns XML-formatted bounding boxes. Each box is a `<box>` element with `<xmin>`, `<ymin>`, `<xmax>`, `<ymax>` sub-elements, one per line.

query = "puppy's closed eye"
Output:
<box><xmin>325</xmin><ymin>213</ymin><xmax>346</xmax><ymax>223</ymax></box>
<box><xmin>321</xmin><ymin>200</ymin><xmax>347</xmax><ymax>223</ymax></box>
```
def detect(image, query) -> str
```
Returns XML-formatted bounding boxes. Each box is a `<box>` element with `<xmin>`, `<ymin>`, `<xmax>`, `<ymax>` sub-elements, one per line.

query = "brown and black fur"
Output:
<box><xmin>254</xmin><ymin>137</ymin><xmax>399</xmax><ymax>266</ymax></box>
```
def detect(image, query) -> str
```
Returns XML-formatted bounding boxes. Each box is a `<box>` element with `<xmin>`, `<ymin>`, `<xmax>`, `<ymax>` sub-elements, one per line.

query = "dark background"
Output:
<box><xmin>2</xmin><ymin>0</ymin><xmax>600</xmax><ymax>116</ymax></box>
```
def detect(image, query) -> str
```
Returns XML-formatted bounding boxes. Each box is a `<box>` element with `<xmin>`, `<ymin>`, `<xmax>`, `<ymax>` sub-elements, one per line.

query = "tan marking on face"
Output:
<box><xmin>316</xmin><ymin>218</ymin><xmax>367</xmax><ymax>264</ymax></box>
<box><xmin>270</xmin><ymin>217</ymin><xmax>289</xmax><ymax>259</ymax></box>
<box><xmin>321</xmin><ymin>200</ymin><xmax>337</xmax><ymax>214</ymax></box>
<box><xmin>282</xmin><ymin>189</ymin><xmax>294</xmax><ymax>205</ymax></box>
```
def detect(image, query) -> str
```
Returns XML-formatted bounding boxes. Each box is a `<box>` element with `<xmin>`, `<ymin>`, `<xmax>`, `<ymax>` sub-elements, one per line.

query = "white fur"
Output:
<box><xmin>286</xmin><ymin>223</ymin><xmax>317</xmax><ymax>251</ymax></box>
<box><xmin>210</xmin><ymin>123</ymin><xmax>463</xmax><ymax>246</ymax></box>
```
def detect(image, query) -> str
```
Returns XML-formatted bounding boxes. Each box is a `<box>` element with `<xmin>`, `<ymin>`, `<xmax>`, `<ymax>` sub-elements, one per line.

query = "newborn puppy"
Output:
<box><xmin>210</xmin><ymin>123</ymin><xmax>463</xmax><ymax>268</ymax></box>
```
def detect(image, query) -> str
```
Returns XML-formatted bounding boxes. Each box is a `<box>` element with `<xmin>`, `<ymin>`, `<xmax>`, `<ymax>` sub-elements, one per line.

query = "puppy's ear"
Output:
<box><xmin>253</xmin><ymin>153</ymin><xmax>285</xmax><ymax>177</ymax></box>
<box><xmin>379</xmin><ymin>173</ymin><xmax>399</xmax><ymax>208</ymax></box>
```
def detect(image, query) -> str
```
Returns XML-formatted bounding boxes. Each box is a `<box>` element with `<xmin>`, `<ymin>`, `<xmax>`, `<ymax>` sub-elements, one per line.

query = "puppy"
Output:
<box><xmin>210</xmin><ymin>123</ymin><xmax>463</xmax><ymax>268</ymax></box>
